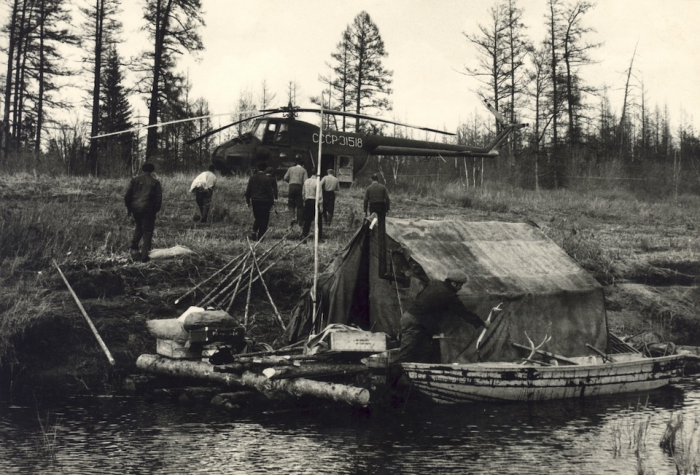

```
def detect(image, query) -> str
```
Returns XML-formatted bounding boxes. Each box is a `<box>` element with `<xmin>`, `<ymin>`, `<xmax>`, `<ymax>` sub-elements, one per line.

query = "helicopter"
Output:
<box><xmin>188</xmin><ymin>102</ymin><xmax>527</xmax><ymax>184</ymax></box>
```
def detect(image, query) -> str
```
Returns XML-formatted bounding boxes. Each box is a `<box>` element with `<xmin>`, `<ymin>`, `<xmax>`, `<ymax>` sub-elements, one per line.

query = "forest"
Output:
<box><xmin>1</xmin><ymin>0</ymin><xmax>699</xmax><ymax>197</ymax></box>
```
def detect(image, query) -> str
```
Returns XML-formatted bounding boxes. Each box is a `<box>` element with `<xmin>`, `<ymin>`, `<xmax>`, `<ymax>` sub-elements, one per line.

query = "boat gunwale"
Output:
<box><xmin>400</xmin><ymin>353</ymin><xmax>687</xmax><ymax>374</ymax></box>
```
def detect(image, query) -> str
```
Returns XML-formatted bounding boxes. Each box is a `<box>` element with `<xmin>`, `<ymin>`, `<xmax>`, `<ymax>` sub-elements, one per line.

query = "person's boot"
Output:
<box><xmin>141</xmin><ymin>232</ymin><xmax>153</xmax><ymax>263</ymax></box>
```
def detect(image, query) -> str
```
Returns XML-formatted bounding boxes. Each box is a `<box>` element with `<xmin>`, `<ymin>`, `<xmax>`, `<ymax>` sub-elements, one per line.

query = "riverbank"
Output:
<box><xmin>1</xmin><ymin>173</ymin><xmax>699</xmax><ymax>398</ymax></box>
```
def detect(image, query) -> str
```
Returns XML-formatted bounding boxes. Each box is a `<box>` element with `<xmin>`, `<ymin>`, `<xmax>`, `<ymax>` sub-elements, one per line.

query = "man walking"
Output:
<box><xmin>283</xmin><ymin>156</ymin><xmax>308</xmax><ymax>228</ymax></box>
<box><xmin>189</xmin><ymin>164</ymin><xmax>217</xmax><ymax>222</ymax></box>
<box><xmin>320</xmin><ymin>169</ymin><xmax>340</xmax><ymax>225</ymax></box>
<box><xmin>125</xmin><ymin>163</ymin><xmax>162</xmax><ymax>263</ymax></box>
<box><xmin>245</xmin><ymin>162</ymin><xmax>276</xmax><ymax>241</ymax></box>
<box><xmin>301</xmin><ymin>172</ymin><xmax>323</xmax><ymax>240</ymax></box>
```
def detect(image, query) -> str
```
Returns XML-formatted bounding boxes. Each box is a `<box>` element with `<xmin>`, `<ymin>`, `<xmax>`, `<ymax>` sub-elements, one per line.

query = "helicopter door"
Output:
<box><xmin>337</xmin><ymin>155</ymin><xmax>353</xmax><ymax>184</ymax></box>
<box><xmin>321</xmin><ymin>154</ymin><xmax>335</xmax><ymax>177</ymax></box>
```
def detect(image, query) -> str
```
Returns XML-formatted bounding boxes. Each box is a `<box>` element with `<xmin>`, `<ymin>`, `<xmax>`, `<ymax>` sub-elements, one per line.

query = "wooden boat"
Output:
<box><xmin>401</xmin><ymin>353</ymin><xmax>688</xmax><ymax>404</ymax></box>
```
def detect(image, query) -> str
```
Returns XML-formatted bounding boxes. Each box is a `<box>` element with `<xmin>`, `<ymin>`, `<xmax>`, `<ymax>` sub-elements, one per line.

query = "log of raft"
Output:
<box><xmin>136</xmin><ymin>354</ymin><xmax>370</xmax><ymax>406</ymax></box>
<box><xmin>260</xmin><ymin>362</ymin><xmax>367</xmax><ymax>380</ymax></box>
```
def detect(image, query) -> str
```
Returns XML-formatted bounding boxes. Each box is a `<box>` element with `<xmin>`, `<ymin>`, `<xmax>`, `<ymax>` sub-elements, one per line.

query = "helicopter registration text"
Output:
<box><xmin>312</xmin><ymin>133</ymin><xmax>363</xmax><ymax>148</ymax></box>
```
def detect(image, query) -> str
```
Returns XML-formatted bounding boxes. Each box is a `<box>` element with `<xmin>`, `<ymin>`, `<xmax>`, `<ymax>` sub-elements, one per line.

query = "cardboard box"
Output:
<box><xmin>156</xmin><ymin>339</ymin><xmax>201</xmax><ymax>359</ymax></box>
<box><xmin>329</xmin><ymin>331</ymin><xmax>386</xmax><ymax>353</ymax></box>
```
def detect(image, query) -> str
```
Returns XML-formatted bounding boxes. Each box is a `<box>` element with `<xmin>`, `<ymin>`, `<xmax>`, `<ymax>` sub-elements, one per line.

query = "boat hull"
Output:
<box><xmin>401</xmin><ymin>354</ymin><xmax>687</xmax><ymax>404</ymax></box>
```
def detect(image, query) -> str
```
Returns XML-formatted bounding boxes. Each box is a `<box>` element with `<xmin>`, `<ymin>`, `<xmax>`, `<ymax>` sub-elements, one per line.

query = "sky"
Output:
<box><xmin>7</xmin><ymin>0</ymin><xmax>700</xmax><ymax>138</ymax></box>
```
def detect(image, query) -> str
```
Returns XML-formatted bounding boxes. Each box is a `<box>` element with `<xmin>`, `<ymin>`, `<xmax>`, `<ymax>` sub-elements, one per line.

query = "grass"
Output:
<box><xmin>660</xmin><ymin>412</ymin><xmax>700</xmax><ymax>474</ymax></box>
<box><xmin>1</xmin><ymin>172</ymin><xmax>699</xmax><ymax>382</ymax></box>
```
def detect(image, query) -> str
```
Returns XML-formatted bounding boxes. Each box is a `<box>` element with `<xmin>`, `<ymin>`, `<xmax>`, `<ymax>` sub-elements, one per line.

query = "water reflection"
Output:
<box><xmin>0</xmin><ymin>380</ymin><xmax>698</xmax><ymax>474</ymax></box>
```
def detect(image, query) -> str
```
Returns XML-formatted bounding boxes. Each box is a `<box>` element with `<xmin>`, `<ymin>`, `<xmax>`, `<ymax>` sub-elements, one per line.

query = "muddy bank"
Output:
<box><xmin>1</xmin><ymin>251</ymin><xmax>305</xmax><ymax>400</ymax></box>
<box><xmin>5</xmin><ymin>248</ymin><xmax>699</xmax><ymax>401</ymax></box>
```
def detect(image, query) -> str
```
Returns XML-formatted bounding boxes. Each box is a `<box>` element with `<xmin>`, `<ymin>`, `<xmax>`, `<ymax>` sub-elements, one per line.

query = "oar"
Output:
<box><xmin>475</xmin><ymin>303</ymin><xmax>504</xmax><ymax>355</ymax></box>
<box><xmin>53</xmin><ymin>260</ymin><xmax>115</xmax><ymax>365</ymax></box>
<box><xmin>454</xmin><ymin>302</ymin><xmax>503</xmax><ymax>362</ymax></box>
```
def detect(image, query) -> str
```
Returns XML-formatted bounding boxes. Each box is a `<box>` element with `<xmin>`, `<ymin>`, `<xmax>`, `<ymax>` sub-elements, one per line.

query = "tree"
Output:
<box><xmin>80</xmin><ymin>0</ymin><xmax>123</xmax><ymax>175</ymax></box>
<box><xmin>1</xmin><ymin>0</ymin><xmax>21</xmax><ymax>162</ymax></box>
<box><xmin>258</xmin><ymin>79</ymin><xmax>276</xmax><ymax>110</ymax></box>
<box><xmin>1</xmin><ymin>0</ymin><xmax>78</xmax><ymax>161</ymax></box>
<box><xmin>324</xmin><ymin>11</ymin><xmax>393</xmax><ymax>133</ymax></box>
<box><xmin>99</xmin><ymin>45</ymin><xmax>133</xmax><ymax>174</ymax></box>
<box><xmin>138</xmin><ymin>0</ymin><xmax>204</xmax><ymax>161</ymax></box>
<box><xmin>464</xmin><ymin>2</ymin><xmax>509</xmax><ymax>130</ymax></box>
<box><xmin>558</xmin><ymin>1</ymin><xmax>600</xmax><ymax>148</ymax></box>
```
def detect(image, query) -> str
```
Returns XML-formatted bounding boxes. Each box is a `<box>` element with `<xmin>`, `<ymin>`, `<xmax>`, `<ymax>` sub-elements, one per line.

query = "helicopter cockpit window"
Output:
<box><xmin>252</xmin><ymin>121</ymin><xmax>266</xmax><ymax>142</ymax></box>
<box><xmin>274</xmin><ymin>123</ymin><xmax>289</xmax><ymax>144</ymax></box>
<box><xmin>262</xmin><ymin>122</ymin><xmax>278</xmax><ymax>144</ymax></box>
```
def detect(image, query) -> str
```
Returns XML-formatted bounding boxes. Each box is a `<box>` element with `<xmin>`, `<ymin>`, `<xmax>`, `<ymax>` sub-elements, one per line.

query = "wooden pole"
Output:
<box><xmin>175</xmin><ymin>248</ymin><xmax>249</xmax><ymax>304</ymax></box>
<box><xmin>312</xmin><ymin>107</ymin><xmax>323</xmax><ymax>315</ymax></box>
<box><xmin>196</xmin><ymin>250</ymin><xmax>251</xmax><ymax>307</ymax></box>
<box><xmin>246</xmin><ymin>238</ymin><xmax>286</xmax><ymax>330</ymax></box>
<box><xmin>212</xmin><ymin>232</ymin><xmax>291</xmax><ymax>309</ymax></box>
<box><xmin>53</xmin><ymin>260</ymin><xmax>115</xmax><ymax>365</ymax></box>
<box><xmin>225</xmin><ymin>254</ymin><xmax>249</xmax><ymax>313</ymax></box>
<box><xmin>225</xmin><ymin>237</ymin><xmax>307</xmax><ymax>305</ymax></box>
<box><xmin>244</xmin><ymin>240</ymin><xmax>255</xmax><ymax>328</ymax></box>
<box><xmin>198</xmin><ymin>251</ymin><xmax>250</xmax><ymax>311</ymax></box>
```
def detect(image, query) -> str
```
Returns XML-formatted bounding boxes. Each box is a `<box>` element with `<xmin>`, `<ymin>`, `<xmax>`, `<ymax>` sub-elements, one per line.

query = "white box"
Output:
<box><xmin>329</xmin><ymin>331</ymin><xmax>386</xmax><ymax>353</ymax></box>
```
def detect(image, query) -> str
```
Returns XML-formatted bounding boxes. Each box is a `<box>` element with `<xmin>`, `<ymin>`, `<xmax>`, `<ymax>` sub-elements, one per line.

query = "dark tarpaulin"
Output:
<box><xmin>284</xmin><ymin>218</ymin><xmax>609</xmax><ymax>363</ymax></box>
<box><xmin>282</xmin><ymin>223</ymin><xmax>370</xmax><ymax>344</ymax></box>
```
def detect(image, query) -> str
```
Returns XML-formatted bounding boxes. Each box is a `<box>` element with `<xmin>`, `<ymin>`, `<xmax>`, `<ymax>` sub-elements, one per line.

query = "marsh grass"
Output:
<box><xmin>35</xmin><ymin>407</ymin><xmax>61</xmax><ymax>460</ymax></box>
<box><xmin>1</xmin><ymin>172</ymin><xmax>699</xmax><ymax>363</ymax></box>
<box><xmin>609</xmin><ymin>398</ymin><xmax>655</xmax><ymax>474</ymax></box>
<box><xmin>660</xmin><ymin>412</ymin><xmax>700</xmax><ymax>474</ymax></box>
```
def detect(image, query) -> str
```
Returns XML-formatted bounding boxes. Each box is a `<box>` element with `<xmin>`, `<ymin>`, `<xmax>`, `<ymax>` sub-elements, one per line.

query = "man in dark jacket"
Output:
<box><xmin>245</xmin><ymin>162</ymin><xmax>276</xmax><ymax>240</ymax></box>
<box><xmin>124</xmin><ymin>163</ymin><xmax>162</xmax><ymax>263</ymax></box>
<box><xmin>395</xmin><ymin>270</ymin><xmax>486</xmax><ymax>363</ymax></box>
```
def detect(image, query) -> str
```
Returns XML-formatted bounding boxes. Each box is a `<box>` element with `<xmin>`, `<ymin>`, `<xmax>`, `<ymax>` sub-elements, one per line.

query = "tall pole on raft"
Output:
<box><xmin>312</xmin><ymin>107</ymin><xmax>323</xmax><ymax>329</ymax></box>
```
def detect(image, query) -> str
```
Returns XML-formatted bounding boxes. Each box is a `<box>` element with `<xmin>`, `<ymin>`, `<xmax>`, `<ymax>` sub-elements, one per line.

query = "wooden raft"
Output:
<box><xmin>136</xmin><ymin>354</ymin><xmax>371</xmax><ymax>407</ymax></box>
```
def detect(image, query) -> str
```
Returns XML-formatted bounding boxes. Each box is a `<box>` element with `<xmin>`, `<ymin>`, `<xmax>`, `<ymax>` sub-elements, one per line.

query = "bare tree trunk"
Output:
<box><xmin>146</xmin><ymin>0</ymin><xmax>174</xmax><ymax>161</ymax></box>
<box><xmin>88</xmin><ymin>0</ymin><xmax>105</xmax><ymax>175</ymax></box>
<box><xmin>2</xmin><ymin>0</ymin><xmax>20</xmax><ymax>162</ymax></box>
<box><xmin>35</xmin><ymin>0</ymin><xmax>45</xmax><ymax>158</ymax></box>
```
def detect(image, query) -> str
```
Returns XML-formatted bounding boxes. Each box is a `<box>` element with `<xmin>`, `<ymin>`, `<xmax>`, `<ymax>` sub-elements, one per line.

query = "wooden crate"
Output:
<box><xmin>188</xmin><ymin>326</ymin><xmax>243</xmax><ymax>344</ymax></box>
<box><xmin>329</xmin><ymin>331</ymin><xmax>386</xmax><ymax>353</ymax></box>
<box><xmin>156</xmin><ymin>339</ymin><xmax>201</xmax><ymax>359</ymax></box>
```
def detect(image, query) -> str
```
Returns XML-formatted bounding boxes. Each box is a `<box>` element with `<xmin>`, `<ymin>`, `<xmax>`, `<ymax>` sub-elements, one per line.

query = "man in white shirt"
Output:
<box><xmin>320</xmin><ymin>169</ymin><xmax>340</xmax><ymax>225</ymax></box>
<box><xmin>189</xmin><ymin>165</ymin><xmax>217</xmax><ymax>222</ymax></box>
<box><xmin>301</xmin><ymin>172</ymin><xmax>323</xmax><ymax>240</ymax></box>
<box><xmin>283</xmin><ymin>157</ymin><xmax>308</xmax><ymax>227</ymax></box>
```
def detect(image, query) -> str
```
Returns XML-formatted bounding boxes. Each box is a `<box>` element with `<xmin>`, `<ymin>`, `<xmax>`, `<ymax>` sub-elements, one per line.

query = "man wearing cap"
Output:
<box><xmin>125</xmin><ymin>162</ymin><xmax>162</xmax><ymax>263</ymax></box>
<box><xmin>395</xmin><ymin>271</ymin><xmax>487</xmax><ymax>363</ymax></box>
<box><xmin>320</xmin><ymin>169</ymin><xmax>340</xmax><ymax>225</ymax></box>
<box><xmin>189</xmin><ymin>164</ymin><xmax>217</xmax><ymax>223</ymax></box>
<box><xmin>283</xmin><ymin>157</ymin><xmax>308</xmax><ymax>227</ymax></box>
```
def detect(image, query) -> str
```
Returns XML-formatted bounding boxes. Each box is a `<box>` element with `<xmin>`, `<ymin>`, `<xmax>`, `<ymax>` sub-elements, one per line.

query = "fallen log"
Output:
<box><xmin>261</xmin><ymin>362</ymin><xmax>367</xmax><ymax>380</ymax></box>
<box><xmin>136</xmin><ymin>354</ymin><xmax>370</xmax><ymax>406</ymax></box>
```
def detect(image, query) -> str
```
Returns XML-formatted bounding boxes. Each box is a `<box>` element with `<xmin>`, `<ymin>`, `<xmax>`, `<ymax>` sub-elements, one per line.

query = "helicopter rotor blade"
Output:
<box><xmin>185</xmin><ymin>111</ymin><xmax>277</xmax><ymax>145</ymax></box>
<box><xmin>262</xmin><ymin>107</ymin><xmax>455</xmax><ymax>136</ymax></box>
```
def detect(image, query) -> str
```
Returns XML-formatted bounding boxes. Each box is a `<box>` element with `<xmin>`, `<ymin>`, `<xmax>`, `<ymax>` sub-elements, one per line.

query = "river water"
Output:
<box><xmin>1</xmin><ymin>379</ymin><xmax>699</xmax><ymax>474</ymax></box>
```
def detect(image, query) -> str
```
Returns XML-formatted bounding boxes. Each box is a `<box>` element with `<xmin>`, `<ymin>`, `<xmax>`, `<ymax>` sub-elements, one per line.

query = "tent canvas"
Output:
<box><xmin>284</xmin><ymin>217</ymin><xmax>609</xmax><ymax>364</ymax></box>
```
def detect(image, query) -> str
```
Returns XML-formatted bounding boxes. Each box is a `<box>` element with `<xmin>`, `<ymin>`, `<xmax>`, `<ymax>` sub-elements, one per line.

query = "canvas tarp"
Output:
<box><xmin>283</xmin><ymin>217</ymin><xmax>609</xmax><ymax>364</ymax></box>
